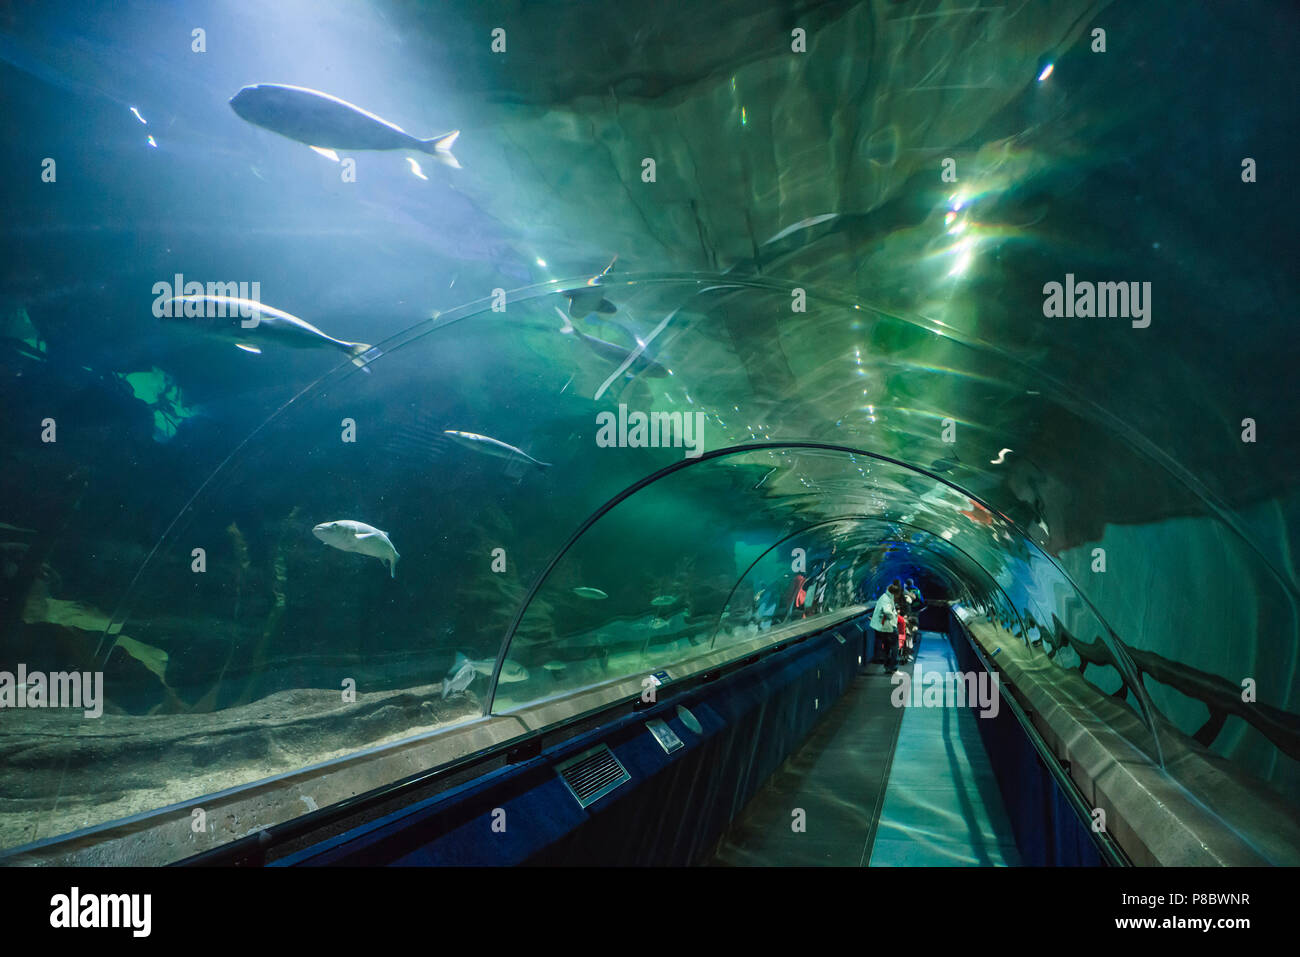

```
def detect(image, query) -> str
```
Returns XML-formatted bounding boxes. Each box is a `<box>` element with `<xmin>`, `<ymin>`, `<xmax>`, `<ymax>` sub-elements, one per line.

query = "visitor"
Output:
<box><xmin>901</xmin><ymin>614</ymin><xmax>920</xmax><ymax>663</ymax></box>
<box><xmin>905</xmin><ymin>578</ymin><xmax>924</xmax><ymax>607</ymax></box>
<box><xmin>869</xmin><ymin>583</ymin><xmax>900</xmax><ymax>673</ymax></box>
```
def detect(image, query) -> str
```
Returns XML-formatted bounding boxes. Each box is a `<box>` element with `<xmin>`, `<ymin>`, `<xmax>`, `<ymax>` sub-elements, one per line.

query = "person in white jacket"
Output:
<box><xmin>869</xmin><ymin>585</ymin><xmax>900</xmax><ymax>673</ymax></box>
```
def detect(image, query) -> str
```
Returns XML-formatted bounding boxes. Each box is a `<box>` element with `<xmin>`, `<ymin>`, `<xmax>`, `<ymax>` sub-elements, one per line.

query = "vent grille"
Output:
<box><xmin>555</xmin><ymin>745</ymin><xmax>631</xmax><ymax>809</ymax></box>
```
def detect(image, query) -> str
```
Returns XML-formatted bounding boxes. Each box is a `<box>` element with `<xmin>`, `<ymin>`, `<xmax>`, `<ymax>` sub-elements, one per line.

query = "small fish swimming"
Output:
<box><xmin>312</xmin><ymin>520</ymin><xmax>399</xmax><ymax>577</ymax></box>
<box><xmin>445</xmin><ymin>653</ymin><xmax>529</xmax><ymax>685</ymax></box>
<box><xmin>230</xmin><ymin>83</ymin><xmax>461</xmax><ymax>167</ymax></box>
<box><xmin>464</xmin><ymin>656</ymin><xmax>530</xmax><ymax>682</ymax></box>
<box><xmin>560</xmin><ymin>256</ymin><xmax>618</xmax><ymax>318</ymax></box>
<box><xmin>443</xmin><ymin>430</ymin><xmax>551</xmax><ymax>470</ymax></box>
<box><xmin>556</xmin><ymin>308</ymin><xmax>668</xmax><ymax>378</ymax></box>
<box><xmin>573</xmin><ymin>586</ymin><xmax>608</xmax><ymax>600</ymax></box>
<box><xmin>650</xmin><ymin>595</ymin><xmax>677</xmax><ymax>607</ymax></box>
<box><xmin>441</xmin><ymin>653</ymin><xmax>476</xmax><ymax>699</ymax></box>
<box><xmin>162</xmin><ymin>295</ymin><xmax>380</xmax><ymax>369</ymax></box>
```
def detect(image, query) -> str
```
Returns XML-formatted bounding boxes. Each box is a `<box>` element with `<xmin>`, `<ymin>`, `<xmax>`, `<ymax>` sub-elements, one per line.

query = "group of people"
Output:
<box><xmin>866</xmin><ymin>578</ymin><xmax>923</xmax><ymax>674</ymax></box>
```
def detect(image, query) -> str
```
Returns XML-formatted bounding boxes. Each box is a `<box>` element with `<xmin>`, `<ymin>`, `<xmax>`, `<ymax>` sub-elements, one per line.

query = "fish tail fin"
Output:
<box><xmin>419</xmin><ymin>130</ymin><xmax>461</xmax><ymax>168</ymax></box>
<box><xmin>347</xmin><ymin>342</ymin><xmax>382</xmax><ymax>370</ymax></box>
<box><xmin>555</xmin><ymin>306</ymin><xmax>575</xmax><ymax>335</ymax></box>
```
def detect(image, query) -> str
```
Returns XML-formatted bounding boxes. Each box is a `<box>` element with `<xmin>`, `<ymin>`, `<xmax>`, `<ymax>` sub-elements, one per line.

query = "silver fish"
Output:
<box><xmin>230</xmin><ymin>84</ymin><xmax>460</xmax><ymax>167</ymax></box>
<box><xmin>443</xmin><ymin>430</ymin><xmax>551</xmax><ymax>470</ymax></box>
<box><xmin>463</xmin><ymin>655</ymin><xmax>530</xmax><ymax>682</ymax></box>
<box><xmin>442</xmin><ymin>654</ymin><xmax>476</xmax><ymax>699</ymax></box>
<box><xmin>573</xmin><ymin>587</ymin><xmax>608</xmax><ymax>600</ymax></box>
<box><xmin>555</xmin><ymin>308</ymin><xmax>668</xmax><ymax>378</ymax></box>
<box><xmin>162</xmin><ymin>294</ymin><xmax>379</xmax><ymax>369</ymax></box>
<box><xmin>312</xmin><ymin>520</ymin><xmax>399</xmax><ymax>577</ymax></box>
<box><xmin>559</xmin><ymin>256</ymin><xmax>618</xmax><ymax>318</ymax></box>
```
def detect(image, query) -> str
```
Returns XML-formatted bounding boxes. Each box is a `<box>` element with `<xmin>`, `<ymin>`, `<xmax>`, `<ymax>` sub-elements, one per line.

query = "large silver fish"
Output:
<box><xmin>443</xmin><ymin>430</ymin><xmax>551</xmax><ymax>470</ymax></box>
<box><xmin>162</xmin><ymin>294</ymin><xmax>379</xmax><ymax>369</ymax></box>
<box><xmin>230</xmin><ymin>83</ymin><xmax>461</xmax><ymax>167</ymax></box>
<box><xmin>312</xmin><ymin>520</ymin><xmax>399</xmax><ymax>577</ymax></box>
<box><xmin>555</xmin><ymin>307</ymin><xmax>668</xmax><ymax>378</ymax></box>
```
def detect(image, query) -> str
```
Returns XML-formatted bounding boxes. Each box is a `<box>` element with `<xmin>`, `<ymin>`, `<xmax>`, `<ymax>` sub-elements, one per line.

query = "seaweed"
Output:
<box><xmin>0</xmin><ymin>470</ymin><xmax>86</xmax><ymax>641</ymax></box>
<box><xmin>115</xmin><ymin>367</ymin><xmax>198</xmax><ymax>443</ymax></box>
<box><xmin>192</xmin><ymin>521</ymin><xmax>251</xmax><ymax>712</ymax></box>
<box><xmin>234</xmin><ymin>506</ymin><xmax>299</xmax><ymax>707</ymax></box>
<box><xmin>453</xmin><ymin>504</ymin><xmax>556</xmax><ymax>649</ymax></box>
<box><xmin>20</xmin><ymin>596</ymin><xmax>180</xmax><ymax>710</ymax></box>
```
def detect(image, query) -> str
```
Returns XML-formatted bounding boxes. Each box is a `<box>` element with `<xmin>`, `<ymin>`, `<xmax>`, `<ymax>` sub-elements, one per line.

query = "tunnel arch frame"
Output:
<box><xmin>705</xmin><ymin>514</ymin><xmax>1031</xmax><ymax>650</ymax></box>
<box><xmin>488</xmin><ymin>440</ymin><xmax>1163</xmax><ymax>767</ymax></box>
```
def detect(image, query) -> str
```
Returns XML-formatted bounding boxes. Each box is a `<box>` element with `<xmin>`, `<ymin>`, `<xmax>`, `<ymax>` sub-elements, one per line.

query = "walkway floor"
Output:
<box><xmin>709</xmin><ymin>631</ymin><xmax>1020</xmax><ymax>865</ymax></box>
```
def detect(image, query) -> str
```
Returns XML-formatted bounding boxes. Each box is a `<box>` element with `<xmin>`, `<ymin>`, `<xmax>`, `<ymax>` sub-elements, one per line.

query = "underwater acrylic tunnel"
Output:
<box><xmin>0</xmin><ymin>0</ymin><xmax>1297</xmax><ymax>932</ymax></box>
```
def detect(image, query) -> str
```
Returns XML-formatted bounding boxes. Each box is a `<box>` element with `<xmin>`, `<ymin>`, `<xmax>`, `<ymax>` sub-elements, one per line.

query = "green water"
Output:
<box><xmin>0</xmin><ymin>0</ymin><xmax>1296</xmax><ymax>857</ymax></box>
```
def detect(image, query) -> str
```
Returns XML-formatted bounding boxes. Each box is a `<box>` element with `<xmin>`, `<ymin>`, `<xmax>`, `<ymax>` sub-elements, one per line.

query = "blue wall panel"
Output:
<box><xmin>946</xmin><ymin>613</ymin><xmax>1104</xmax><ymax>867</ymax></box>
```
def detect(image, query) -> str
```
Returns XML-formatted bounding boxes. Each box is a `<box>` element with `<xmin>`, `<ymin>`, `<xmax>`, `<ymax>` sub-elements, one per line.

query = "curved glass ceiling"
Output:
<box><xmin>0</xmin><ymin>0</ymin><xmax>1296</xmax><ymax>857</ymax></box>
